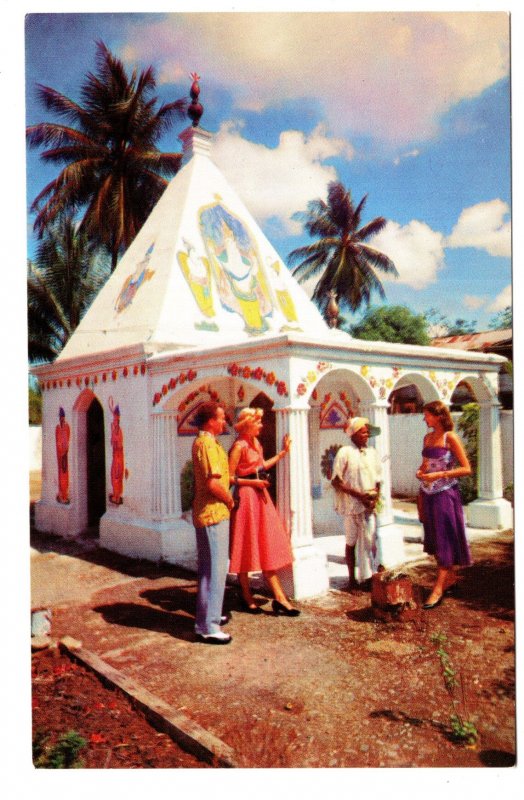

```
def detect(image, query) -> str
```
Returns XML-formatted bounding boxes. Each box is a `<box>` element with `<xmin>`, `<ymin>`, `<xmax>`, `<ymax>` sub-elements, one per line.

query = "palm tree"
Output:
<box><xmin>28</xmin><ymin>214</ymin><xmax>110</xmax><ymax>363</ymax></box>
<box><xmin>27</xmin><ymin>41</ymin><xmax>187</xmax><ymax>271</ymax></box>
<box><xmin>288</xmin><ymin>181</ymin><xmax>398</xmax><ymax>326</ymax></box>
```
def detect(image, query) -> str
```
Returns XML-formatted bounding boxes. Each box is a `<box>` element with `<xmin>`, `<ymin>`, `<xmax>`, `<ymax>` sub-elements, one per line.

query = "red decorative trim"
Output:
<box><xmin>177</xmin><ymin>385</ymin><xmax>228</xmax><ymax>435</ymax></box>
<box><xmin>226</xmin><ymin>362</ymin><xmax>288</xmax><ymax>396</ymax></box>
<box><xmin>152</xmin><ymin>369</ymin><xmax>198</xmax><ymax>406</ymax></box>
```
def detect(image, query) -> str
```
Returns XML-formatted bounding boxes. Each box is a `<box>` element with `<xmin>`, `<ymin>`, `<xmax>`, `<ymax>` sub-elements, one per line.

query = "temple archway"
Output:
<box><xmin>87</xmin><ymin>398</ymin><xmax>106</xmax><ymax>527</ymax></box>
<box><xmin>251</xmin><ymin>391</ymin><xmax>276</xmax><ymax>501</ymax></box>
<box><xmin>72</xmin><ymin>389</ymin><xmax>106</xmax><ymax>533</ymax></box>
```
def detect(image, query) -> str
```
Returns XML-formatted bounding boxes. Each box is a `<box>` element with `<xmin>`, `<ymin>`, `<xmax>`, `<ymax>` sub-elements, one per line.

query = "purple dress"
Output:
<box><xmin>420</xmin><ymin>446</ymin><xmax>472</xmax><ymax>567</ymax></box>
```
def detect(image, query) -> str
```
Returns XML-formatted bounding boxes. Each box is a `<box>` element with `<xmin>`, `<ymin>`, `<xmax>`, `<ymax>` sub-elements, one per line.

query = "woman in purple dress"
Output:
<box><xmin>416</xmin><ymin>401</ymin><xmax>472</xmax><ymax>609</ymax></box>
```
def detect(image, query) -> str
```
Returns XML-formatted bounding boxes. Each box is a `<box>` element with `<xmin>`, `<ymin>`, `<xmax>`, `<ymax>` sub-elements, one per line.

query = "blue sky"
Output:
<box><xmin>22</xmin><ymin>8</ymin><xmax>513</xmax><ymax>332</ymax></box>
<box><xmin>22</xmin><ymin>7</ymin><xmax>513</xmax><ymax>333</ymax></box>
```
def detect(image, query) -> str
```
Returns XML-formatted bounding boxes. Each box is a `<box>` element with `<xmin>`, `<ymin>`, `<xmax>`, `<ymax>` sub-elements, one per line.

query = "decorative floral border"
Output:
<box><xmin>176</xmin><ymin>384</ymin><xmax>232</xmax><ymax>434</ymax></box>
<box><xmin>41</xmin><ymin>363</ymin><xmax>147</xmax><ymax>392</ymax></box>
<box><xmin>152</xmin><ymin>369</ymin><xmax>198</xmax><ymax>406</ymax></box>
<box><xmin>360</xmin><ymin>365</ymin><xmax>403</xmax><ymax>399</ymax></box>
<box><xmin>227</xmin><ymin>363</ymin><xmax>288</xmax><ymax>396</ymax></box>
<box><xmin>295</xmin><ymin>361</ymin><xmax>332</xmax><ymax>397</ymax></box>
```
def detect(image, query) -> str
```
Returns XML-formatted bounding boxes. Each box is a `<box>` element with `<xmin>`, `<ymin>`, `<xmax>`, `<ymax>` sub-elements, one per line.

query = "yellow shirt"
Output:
<box><xmin>192</xmin><ymin>431</ymin><xmax>230</xmax><ymax>527</ymax></box>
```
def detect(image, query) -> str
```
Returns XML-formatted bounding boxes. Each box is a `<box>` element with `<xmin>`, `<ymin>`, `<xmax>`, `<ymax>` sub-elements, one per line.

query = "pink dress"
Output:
<box><xmin>229</xmin><ymin>436</ymin><xmax>293</xmax><ymax>573</ymax></box>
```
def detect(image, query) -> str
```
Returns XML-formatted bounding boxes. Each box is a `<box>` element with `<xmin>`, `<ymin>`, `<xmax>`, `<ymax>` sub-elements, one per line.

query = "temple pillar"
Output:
<box><xmin>275</xmin><ymin>407</ymin><xmax>329</xmax><ymax>599</ymax></box>
<box><xmin>152</xmin><ymin>413</ymin><xmax>181</xmax><ymax>519</ymax></box>
<box><xmin>362</xmin><ymin>400</ymin><xmax>406</xmax><ymax>568</ymax></box>
<box><xmin>308</xmin><ymin>406</ymin><xmax>322</xmax><ymax>499</ymax></box>
<box><xmin>467</xmin><ymin>400</ymin><xmax>513</xmax><ymax>529</ymax></box>
<box><xmin>100</xmin><ymin>411</ymin><xmax>196</xmax><ymax>564</ymax></box>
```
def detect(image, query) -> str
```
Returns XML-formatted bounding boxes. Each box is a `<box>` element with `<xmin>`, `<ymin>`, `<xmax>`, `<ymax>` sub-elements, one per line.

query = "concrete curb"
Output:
<box><xmin>59</xmin><ymin>638</ymin><xmax>238</xmax><ymax>768</ymax></box>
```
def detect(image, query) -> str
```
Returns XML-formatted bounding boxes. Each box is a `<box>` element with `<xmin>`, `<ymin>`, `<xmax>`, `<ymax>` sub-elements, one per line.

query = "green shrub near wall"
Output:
<box><xmin>180</xmin><ymin>459</ymin><xmax>195</xmax><ymax>512</ymax></box>
<box><xmin>457</xmin><ymin>403</ymin><xmax>479</xmax><ymax>505</ymax></box>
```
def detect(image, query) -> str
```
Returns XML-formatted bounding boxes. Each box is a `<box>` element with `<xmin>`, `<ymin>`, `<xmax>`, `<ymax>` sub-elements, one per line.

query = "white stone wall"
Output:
<box><xmin>388</xmin><ymin>411</ymin><xmax>514</xmax><ymax>496</ymax></box>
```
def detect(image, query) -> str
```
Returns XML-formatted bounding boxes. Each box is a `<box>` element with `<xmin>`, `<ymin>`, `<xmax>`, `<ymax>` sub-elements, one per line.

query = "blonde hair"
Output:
<box><xmin>234</xmin><ymin>407</ymin><xmax>263</xmax><ymax>433</ymax></box>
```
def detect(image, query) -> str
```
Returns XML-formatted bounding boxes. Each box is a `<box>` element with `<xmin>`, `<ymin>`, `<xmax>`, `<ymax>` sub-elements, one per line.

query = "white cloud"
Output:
<box><xmin>488</xmin><ymin>284</ymin><xmax>512</xmax><ymax>312</ymax></box>
<box><xmin>126</xmin><ymin>12</ymin><xmax>509</xmax><ymax>146</ymax></box>
<box><xmin>446</xmin><ymin>199</ymin><xmax>511</xmax><ymax>257</ymax></box>
<box><xmin>393</xmin><ymin>149</ymin><xmax>420</xmax><ymax>166</ymax></box>
<box><xmin>212</xmin><ymin>122</ymin><xmax>354</xmax><ymax>234</ymax></box>
<box><xmin>463</xmin><ymin>295</ymin><xmax>486</xmax><ymax>310</ymax></box>
<box><xmin>368</xmin><ymin>220</ymin><xmax>446</xmax><ymax>290</ymax></box>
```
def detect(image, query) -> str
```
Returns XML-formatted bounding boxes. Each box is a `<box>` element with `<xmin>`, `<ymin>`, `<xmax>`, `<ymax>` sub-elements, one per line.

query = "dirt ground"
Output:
<box><xmin>30</xmin><ymin>520</ymin><xmax>516</xmax><ymax>769</ymax></box>
<box><xmin>32</xmin><ymin>647</ymin><xmax>209</xmax><ymax>768</ymax></box>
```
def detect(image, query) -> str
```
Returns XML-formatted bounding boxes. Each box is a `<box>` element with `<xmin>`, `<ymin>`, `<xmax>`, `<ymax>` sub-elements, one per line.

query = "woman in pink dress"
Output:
<box><xmin>228</xmin><ymin>407</ymin><xmax>299</xmax><ymax>616</ymax></box>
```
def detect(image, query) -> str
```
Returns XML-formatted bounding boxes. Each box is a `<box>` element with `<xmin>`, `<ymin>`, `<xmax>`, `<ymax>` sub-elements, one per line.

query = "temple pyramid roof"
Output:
<box><xmin>57</xmin><ymin>124</ymin><xmax>331</xmax><ymax>363</ymax></box>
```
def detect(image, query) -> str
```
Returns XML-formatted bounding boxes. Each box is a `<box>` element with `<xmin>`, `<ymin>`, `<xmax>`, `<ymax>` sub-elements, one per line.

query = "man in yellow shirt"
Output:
<box><xmin>192</xmin><ymin>401</ymin><xmax>235</xmax><ymax>644</ymax></box>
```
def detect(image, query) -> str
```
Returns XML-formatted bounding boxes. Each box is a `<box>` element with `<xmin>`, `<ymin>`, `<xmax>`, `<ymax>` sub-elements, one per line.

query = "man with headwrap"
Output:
<box><xmin>331</xmin><ymin>417</ymin><xmax>382</xmax><ymax>593</ymax></box>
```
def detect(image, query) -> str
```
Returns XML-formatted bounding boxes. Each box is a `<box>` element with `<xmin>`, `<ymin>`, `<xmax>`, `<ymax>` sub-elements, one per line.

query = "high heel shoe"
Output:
<box><xmin>423</xmin><ymin>594</ymin><xmax>443</xmax><ymax>610</ymax></box>
<box><xmin>239</xmin><ymin>597</ymin><xmax>263</xmax><ymax>614</ymax></box>
<box><xmin>272</xmin><ymin>599</ymin><xmax>300</xmax><ymax>617</ymax></box>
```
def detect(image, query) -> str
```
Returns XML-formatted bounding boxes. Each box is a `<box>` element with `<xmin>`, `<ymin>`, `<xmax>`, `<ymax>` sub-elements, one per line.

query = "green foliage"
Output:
<box><xmin>180</xmin><ymin>459</ymin><xmax>195</xmax><ymax>512</ymax></box>
<box><xmin>430</xmin><ymin>632</ymin><xmax>479</xmax><ymax>747</ymax></box>
<box><xmin>27</xmin><ymin>215</ymin><xmax>110</xmax><ymax>363</ymax></box>
<box><xmin>349</xmin><ymin>305</ymin><xmax>431</xmax><ymax>345</ymax></box>
<box><xmin>424</xmin><ymin>308</ymin><xmax>477</xmax><ymax>336</ymax></box>
<box><xmin>488</xmin><ymin>306</ymin><xmax>512</xmax><ymax>330</ymax></box>
<box><xmin>456</xmin><ymin>403</ymin><xmax>479</xmax><ymax>504</ymax></box>
<box><xmin>288</xmin><ymin>181</ymin><xmax>398</xmax><ymax>323</ymax></box>
<box><xmin>33</xmin><ymin>730</ymin><xmax>87</xmax><ymax>768</ymax></box>
<box><xmin>29</xmin><ymin>382</ymin><xmax>42</xmax><ymax>425</ymax></box>
<box><xmin>446</xmin><ymin>318</ymin><xmax>477</xmax><ymax>336</ymax></box>
<box><xmin>27</xmin><ymin>41</ymin><xmax>187</xmax><ymax>269</ymax></box>
<box><xmin>503</xmin><ymin>482</ymin><xmax>514</xmax><ymax>506</ymax></box>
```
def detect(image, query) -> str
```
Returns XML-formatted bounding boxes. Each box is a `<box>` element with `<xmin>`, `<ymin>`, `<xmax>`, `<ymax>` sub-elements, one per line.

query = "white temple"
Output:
<box><xmin>32</xmin><ymin>90</ymin><xmax>512</xmax><ymax>598</ymax></box>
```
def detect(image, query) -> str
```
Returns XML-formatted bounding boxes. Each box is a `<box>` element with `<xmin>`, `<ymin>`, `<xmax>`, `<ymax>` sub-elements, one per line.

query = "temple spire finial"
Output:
<box><xmin>188</xmin><ymin>72</ymin><xmax>204</xmax><ymax>127</ymax></box>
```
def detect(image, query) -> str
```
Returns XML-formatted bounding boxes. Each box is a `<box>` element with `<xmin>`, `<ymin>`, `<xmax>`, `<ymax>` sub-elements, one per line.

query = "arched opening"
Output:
<box><xmin>252</xmin><ymin>391</ymin><xmax>276</xmax><ymax>501</ymax></box>
<box><xmin>388</xmin><ymin>383</ymin><xmax>424</xmax><ymax>414</ymax></box>
<box><xmin>86</xmin><ymin>398</ymin><xmax>106</xmax><ymax>528</ymax></box>
<box><xmin>449</xmin><ymin>380</ymin><xmax>476</xmax><ymax>411</ymax></box>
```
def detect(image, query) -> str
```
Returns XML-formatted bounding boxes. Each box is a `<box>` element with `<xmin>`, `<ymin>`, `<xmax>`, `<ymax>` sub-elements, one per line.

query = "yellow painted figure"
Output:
<box><xmin>200</xmin><ymin>204</ymin><xmax>274</xmax><ymax>334</ymax></box>
<box><xmin>177</xmin><ymin>239</ymin><xmax>216</xmax><ymax>321</ymax></box>
<box><xmin>268</xmin><ymin>259</ymin><xmax>299</xmax><ymax>323</ymax></box>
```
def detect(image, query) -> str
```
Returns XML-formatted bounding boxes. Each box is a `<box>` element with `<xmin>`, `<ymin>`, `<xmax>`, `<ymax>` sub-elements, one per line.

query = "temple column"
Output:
<box><xmin>467</xmin><ymin>399</ymin><xmax>513</xmax><ymax>529</ymax></box>
<box><xmin>308</xmin><ymin>406</ymin><xmax>322</xmax><ymax>499</ymax></box>
<box><xmin>363</xmin><ymin>400</ymin><xmax>394</xmax><ymax>526</ymax></box>
<box><xmin>152</xmin><ymin>412</ymin><xmax>181</xmax><ymax>519</ymax></box>
<box><xmin>362</xmin><ymin>400</ymin><xmax>406</xmax><ymax>568</ymax></box>
<box><xmin>275</xmin><ymin>407</ymin><xmax>329</xmax><ymax>599</ymax></box>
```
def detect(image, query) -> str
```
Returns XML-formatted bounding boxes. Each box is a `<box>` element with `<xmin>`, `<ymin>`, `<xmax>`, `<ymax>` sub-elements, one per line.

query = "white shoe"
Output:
<box><xmin>196</xmin><ymin>631</ymin><xmax>232</xmax><ymax>645</ymax></box>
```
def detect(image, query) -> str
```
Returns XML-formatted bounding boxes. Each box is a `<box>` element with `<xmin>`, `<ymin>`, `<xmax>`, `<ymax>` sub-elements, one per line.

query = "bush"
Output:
<box><xmin>33</xmin><ymin>729</ymin><xmax>87</xmax><ymax>768</ymax></box>
<box><xmin>457</xmin><ymin>403</ymin><xmax>479</xmax><ymax>505</ymax></box>
<box><xmin>29</xmin><ymin>384</ymin><xmax>42</xmax><ymax>425</ymax></box>
<box><xmin>180</xmin><ymin>459</ymin><xmax>195</xmax><ymax>512</ymax></box>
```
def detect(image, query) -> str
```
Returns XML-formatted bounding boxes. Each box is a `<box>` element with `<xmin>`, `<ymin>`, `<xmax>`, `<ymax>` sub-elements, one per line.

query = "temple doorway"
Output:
<box><xmin>252</xmin><ymin>391</ymin><xmax>276</xmax><ymax>502</ymax></box>
<box><xmin>87</xmin><ymin>398</ymin><xmax>106</xmax><ymax>527</ymax></box>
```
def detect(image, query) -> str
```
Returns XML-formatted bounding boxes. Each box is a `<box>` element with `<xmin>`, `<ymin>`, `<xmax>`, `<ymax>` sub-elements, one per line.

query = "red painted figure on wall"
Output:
<box><xmin>55</xmin><ymin>407</ymin><xmax>70</xmax><ymax>504</ymax></box>
<box><xmin>108</xmin><ymin>400</ymin><xmax>127</xmax><ymax>504</ymax></box>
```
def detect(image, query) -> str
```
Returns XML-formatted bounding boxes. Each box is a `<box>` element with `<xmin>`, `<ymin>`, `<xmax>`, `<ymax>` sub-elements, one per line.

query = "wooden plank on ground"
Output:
<box><xmin>59</xmin><ymin>638</ymin><xmax>237</xmax><ymax>767</ymax></box>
